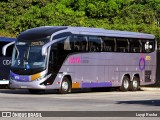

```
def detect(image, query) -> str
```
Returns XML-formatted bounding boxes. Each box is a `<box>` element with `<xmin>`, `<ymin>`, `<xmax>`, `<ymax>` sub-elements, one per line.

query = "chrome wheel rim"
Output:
<box><xmin>124</xmin><ymin>79</ymin><xmax>129</xmax><ymax>89</ymax></box>
<box><xmin>133</xmin><ymin>80</ymin><xmax>138</xmax><ymax>89</ymax></box>
<box><xmin>62</xmin><ymin>81</ymin><xmax>68</xmax><ymax>91</ymax></box>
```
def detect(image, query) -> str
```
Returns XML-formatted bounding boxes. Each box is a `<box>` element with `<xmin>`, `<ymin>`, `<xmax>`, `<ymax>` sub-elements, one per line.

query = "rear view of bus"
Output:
<box><xmin>0</xmin><ymin>37</ymin><xmax>15</xmax><ymax>86</ymax></box>
<box><xmin>2</xmin><ymin>26</ymin><xmax>157</xmax><ymax>94</ymax></box>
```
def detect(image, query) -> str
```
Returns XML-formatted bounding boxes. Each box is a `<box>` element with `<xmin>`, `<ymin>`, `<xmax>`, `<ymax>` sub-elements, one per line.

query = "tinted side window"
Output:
<box><xmin>51</xmin><ymin>36</ymin><xmax>72</xmax><ymax>51</ymax></box>
<box><xmin>116</xmin><ymin>38</ymin><xmax>129</xmax><ymax>52</ymax></box>
<box><xmin>102</xmin><ymin>37</ymin><xmax>115</xmax><ymax>52</ymax></box>
<box><xmin>53</xmin><ymin>32</ymin><xmax>72</xmax><ymax>40</ymax></box>
<box><xmin>73</xmin><ymin>36</ymin><xmax>88</xmax><ymax>51</ymax></box>
<box><xmin>0</xmin><ymin>42</ymin><xmax>13</xmax><ymax>57</ymax></box>
<box><xmin>89</xmin><ymin>36</ymin><xmax>102</xmax><ymax>52</ymax></box>
<box><xmin>64</xmin><ymin>36</ymin><xmax>72</xmax><ymax>50</ymax></box>
<box><xmin>50</xmin><ymin>36</ymin><xmax>72</xmax><ymax>65</ymax></box>
<box><xmin>129</xmin><ymin>39</ymin><xmax>141</xmax><ymax>53</ymax></box>
<box><xmin>141</xmin><ymin>40</ymin><xmax>155</xmax><ymax>53</ymax></box>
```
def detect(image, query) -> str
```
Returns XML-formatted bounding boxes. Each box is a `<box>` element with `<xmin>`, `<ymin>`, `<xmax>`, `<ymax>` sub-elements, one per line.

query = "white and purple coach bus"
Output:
<box><xmin>2</xmin><ymin>26</ymin><xmax>156</xmax><ymax>94</ymax></box>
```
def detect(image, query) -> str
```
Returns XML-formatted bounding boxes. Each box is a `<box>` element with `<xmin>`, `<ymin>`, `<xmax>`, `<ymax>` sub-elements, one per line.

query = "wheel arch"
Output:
<box><xmin>132</xmin><ymin>74</ymin><xmax>140</xmax><ymax>82</ymax></box>
<box><xmin>121</xmin><ymin>73</ymin><xmax>131</xmax><ymax>84</ymax></box>
<box><xmin>120</xmin><ymin>73</ymin><xmax>131</xmax><ymax>91</ymax></box>
<box><xmin>59</xmin><ymin>74</ymin><xmax>72</xmax><ymax>94</ymax></box>
<box><xmin>63</xmin><ymin>75</ymin><xmax>72</xmax><ymax>87</ymax></box>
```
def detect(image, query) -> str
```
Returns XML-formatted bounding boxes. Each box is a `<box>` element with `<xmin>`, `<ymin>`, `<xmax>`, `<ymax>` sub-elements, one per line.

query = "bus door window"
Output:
<box><xmin>51</xmin><ymin>36</ymin><xmax>72</xmax><ymax>64</ymax></box>
<box><xmin>116</xmin><ymin>38</ymin><xmax>129</xmax><ymax>52</ymax></box>
<box><xmin>88</xmin><ymin>36</ymin><xmax>102</xmax><ymax>52</ymax></box>
<box><xmin>49</xmin><ymin>50</ymin><xmax>54</xmax><ymax>66</ymax></box>
<box><xmin>102</xmin><ymin>37</ymin><xmax>115</xmax><ymax>52</ymax></box>
<box><xmin>50</xmin><ymin>43</ymin><xmax>58</xmax><ymax>63</ymax></box>
<box><xmin>129</xmin><ymin>39</ymin><xmax>141</xmax><ymax>53</ymax></box>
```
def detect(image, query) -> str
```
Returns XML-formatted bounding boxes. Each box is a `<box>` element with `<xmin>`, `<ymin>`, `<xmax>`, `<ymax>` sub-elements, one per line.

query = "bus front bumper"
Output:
<box><xmin>9</xmin><ymin>73</ymin><xmax>61</xmax><ymax>90</ymax></box>
<box><xmin>9</xmin><ymin>79</ymin><xmax>47</xmax><ymax>89</ymax></box>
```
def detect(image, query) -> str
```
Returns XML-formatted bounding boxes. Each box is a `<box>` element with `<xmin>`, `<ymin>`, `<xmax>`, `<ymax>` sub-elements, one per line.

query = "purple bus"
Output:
<box><xmin>2</xmin><ymin>26</ymin><xmax>156</xmax><ymax>94</ymax></box>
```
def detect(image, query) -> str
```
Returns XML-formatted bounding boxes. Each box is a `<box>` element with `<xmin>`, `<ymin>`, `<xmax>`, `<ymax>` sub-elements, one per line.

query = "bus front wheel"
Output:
<box><xmin>120</xmin><ymin>76</ymin><xmax>130</xmax><ymax>91</ymax></box>
<box><xmin>59</xmin><ymin>77</ymin><xmax>71</xmax><ymax>94</ymax></box>
<box><xmin>130</xmin><ymin>76</ymin><xmax>140</xmax><ymax>91</ymax></box>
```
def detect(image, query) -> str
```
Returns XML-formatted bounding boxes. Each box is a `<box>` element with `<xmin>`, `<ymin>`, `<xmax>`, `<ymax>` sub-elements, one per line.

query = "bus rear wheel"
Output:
<box><xmin>130</xmin><ymin>76</ymin><xmax>140</xmax><ymax>91</ymax></box>
<box><xmin>59</xmin><ymin>77</ymin><xmax>71</xmax><ymax>94</ymax></box>
<box><xmin>120</xmin><ymin>76</ymin><xmax>130</xmax><ymax>91</ymax></box>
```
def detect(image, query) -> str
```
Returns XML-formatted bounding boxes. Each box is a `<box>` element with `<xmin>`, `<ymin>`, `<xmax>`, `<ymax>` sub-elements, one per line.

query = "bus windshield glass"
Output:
<box><xmin>11</xmin><ymin>40</ymin><xmax>48</xmax><ymax>69</ymax></box>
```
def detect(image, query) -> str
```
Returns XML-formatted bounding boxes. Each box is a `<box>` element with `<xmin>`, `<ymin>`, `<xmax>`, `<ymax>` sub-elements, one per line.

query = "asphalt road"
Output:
<box><xmin>0</xmin><ymin>88</ymin><xmax>159</xmax><ymax>120</ymax></box>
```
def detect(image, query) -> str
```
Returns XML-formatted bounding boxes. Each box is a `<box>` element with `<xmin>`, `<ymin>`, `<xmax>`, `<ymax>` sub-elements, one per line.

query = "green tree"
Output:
<box><xmin>0</xmin><ymin>0</ymin><xmax>160</xmax><ymax>39</ymax></box>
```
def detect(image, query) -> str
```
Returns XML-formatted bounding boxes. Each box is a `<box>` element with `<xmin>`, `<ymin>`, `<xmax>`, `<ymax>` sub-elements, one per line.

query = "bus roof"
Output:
<box><xmin>67</xmin><ymin>26</ymin><xmax>155</xmax><ymax>39</ymax></box>
<box><xmin>17</xmin><ymin>26</ymin><xmax>155</xmax><ymax>40</ymax></box>
<box><xmin>0</xmin><ymin>37</ymin><xmax>16</xmax><ymax>42</ymax></box>
<box><xmin>17</xmin><ymin>26</ymin><xmax>67</xmax><ymax>40</ymax></box>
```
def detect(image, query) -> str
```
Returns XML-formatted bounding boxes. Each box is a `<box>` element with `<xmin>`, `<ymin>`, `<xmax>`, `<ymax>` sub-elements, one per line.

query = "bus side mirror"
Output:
<box><xmin>2</xmin><ymin>41</ymin><xmax>15</xmax><ymax>56</ymax></box>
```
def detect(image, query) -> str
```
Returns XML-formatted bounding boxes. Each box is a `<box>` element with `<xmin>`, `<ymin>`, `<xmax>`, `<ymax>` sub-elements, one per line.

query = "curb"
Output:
<box><xmin>141</xmin><ymin>87</ymin><xmax>160</xmax><ymax>91</ymax></box>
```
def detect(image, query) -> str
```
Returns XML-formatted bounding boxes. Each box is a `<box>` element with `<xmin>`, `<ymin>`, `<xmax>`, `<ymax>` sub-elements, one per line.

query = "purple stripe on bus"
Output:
<box><xmin>10</xmin><ymin>71</ymin><xmax>30</xmax><ymax>82</ymax></box>
<box><xmin>82</xmin><ymin>82</ymin><xmax>112</xmax><ymax>88</ymax></box>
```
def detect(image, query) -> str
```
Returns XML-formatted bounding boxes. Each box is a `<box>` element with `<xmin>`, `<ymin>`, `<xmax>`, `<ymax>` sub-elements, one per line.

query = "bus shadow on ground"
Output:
<box><xmin>71</xmin><ymin>87</ymin><xmax>118</xmax><ymax>94</ymax></box>
<box><xmin>117</xmin><ymin>100</ymin><xmax>160</xmax><ymax>106</ymax></box>
<box><xmin>0</xmin><ymin>87</ymin><xmax>119</xmax><ymax>94</ymax></box>
<box><xmin>0</xmin><ymin>89</ymin><xmax>30</xmax><ymax>94</ymax></box>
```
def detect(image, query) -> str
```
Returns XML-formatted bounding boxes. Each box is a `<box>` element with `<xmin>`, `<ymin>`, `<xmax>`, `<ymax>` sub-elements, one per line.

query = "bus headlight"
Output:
<box><xmin>35</xmin><ymin>75</ymin><xmax>45</xmax><ymax>81</ymax></box>
<box><xmin>34</xmin><ymin>74</ymin><xmax>51</xmax><ymax>82</ymax></box>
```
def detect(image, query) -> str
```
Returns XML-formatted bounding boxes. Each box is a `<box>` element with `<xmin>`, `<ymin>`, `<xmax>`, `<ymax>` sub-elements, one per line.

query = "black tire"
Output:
<box><xmin>4</xmin><ymin>85</ymin><xmax>10</xmax><ymax>89</ymax></box>
<box><xmin>28</xmin><ymin>89</ymin><xmax>44</xmax><ymax>94</ymax></box>
<box><xmin>120</xmin><ymin>76</ymin><xmax>130</xmax><ymax>91</ymax></box>
<box><xmin>59</xmin><ymin>77</ymin><xmax>71</xmax><ymax>94</ymax></box>
<box><xmin>130</xmin><ymin>76</ymin><xmax>140</xmax><ymax>91</ymax></box>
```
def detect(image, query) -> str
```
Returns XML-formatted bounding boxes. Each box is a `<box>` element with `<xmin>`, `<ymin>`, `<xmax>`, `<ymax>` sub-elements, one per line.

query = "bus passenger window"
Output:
<box><xmin>73</xmin><ymin>36</ymin><xmax>88</xmax><ymax>51</ymax></box>
<box><xmin>142</xmin><ymin>40</ymin><xmax>154</xmax><ymax>53</ymax></box>
<box><xmin>90</xmin><ymin>42</ymin><xmax>97</xmax><ymax>51</ymax></box>
<box><xmin>74</xmin><ymin>41</ymin><xmax>80</xmax><ymax>50</ymax></box>
<box><xmin>89</xmin><ymin>36</ymin><xmax>102</xmax><ymax>52</ymax></box>
<box><xmin>116</xmin><ymin>38</ymin><xmax>129</xmax><ymax>52</ymax></box>
<box><xmin>81</xmin><ymin>40</ymin><xmax>87</xmax><ymax>51</ymax></box>
<box><xmin>102</xmin><ymin>37</ymin><xmax>115</xmax><ymax>52</ymax></box>
<box><xmin>53</xmin><ymin>36</ymin><xmax>73</xmax><ymax>52</ymax></box>
<box><xmin>129</xmin><ymin>39</ymin><xmax>141</xmax><ymax>53</ymax></box>
<box><xmin>64</xmin><ymin>36</ymin><xmax>72</xmax><ymax>50</ymax></box>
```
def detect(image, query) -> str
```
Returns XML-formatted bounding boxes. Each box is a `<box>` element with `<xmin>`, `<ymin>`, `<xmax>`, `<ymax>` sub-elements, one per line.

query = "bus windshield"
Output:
<box><xmin>11</xmin><ymin>40</ymin><xmax>47</xmax><ymax>70</ymax></box>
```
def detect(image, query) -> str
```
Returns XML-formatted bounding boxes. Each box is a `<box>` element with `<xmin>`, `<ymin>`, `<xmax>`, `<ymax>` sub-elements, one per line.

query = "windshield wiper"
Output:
<box><xmin>24</xmin><ymin>46</ymin><xmax>30</xmax><ymax>61</ymax></box>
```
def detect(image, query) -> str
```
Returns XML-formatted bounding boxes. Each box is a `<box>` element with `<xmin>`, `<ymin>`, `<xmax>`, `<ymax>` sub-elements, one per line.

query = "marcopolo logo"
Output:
<box><xmin>3</xmin><ymin>60</ymin><xmax>11</xmax><ymax>65</ymax></box>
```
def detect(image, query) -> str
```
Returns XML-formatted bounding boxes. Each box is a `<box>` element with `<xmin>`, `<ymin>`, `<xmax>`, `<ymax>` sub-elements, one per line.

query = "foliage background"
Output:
<box><xmin>0</xmin><ymin>0</ymin><xmax>160</xmax><ymax>39</ymax></box>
